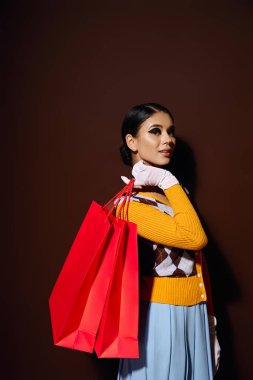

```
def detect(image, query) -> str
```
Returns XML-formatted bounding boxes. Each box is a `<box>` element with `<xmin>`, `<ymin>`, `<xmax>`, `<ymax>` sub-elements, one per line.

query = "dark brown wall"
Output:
<box><xmin>2</xmin><ymin>1</ymin><xmax>253</xmax><ymax>379</ymax></box>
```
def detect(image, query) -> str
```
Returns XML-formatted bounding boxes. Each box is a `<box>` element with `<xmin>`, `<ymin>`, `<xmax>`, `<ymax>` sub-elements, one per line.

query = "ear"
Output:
<box><xmin>125</xmin><ymin>134</ymin><xmax>138</xmax><ymax>153</ymax></box>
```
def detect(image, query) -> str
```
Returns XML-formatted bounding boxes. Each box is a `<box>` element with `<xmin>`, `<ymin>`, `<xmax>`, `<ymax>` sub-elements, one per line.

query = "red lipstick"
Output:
<box><xmin>159</xmin><ymin>149</ymin><xmax>172</xmax><ymax>157</ymax></box>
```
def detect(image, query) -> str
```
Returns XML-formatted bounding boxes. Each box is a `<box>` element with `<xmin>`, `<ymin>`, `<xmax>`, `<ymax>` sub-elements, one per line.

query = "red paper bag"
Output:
<box><xmin>95</xmin><ymin>203</ymin><xmax>139</xmax><ymax>358</ymax></box>
<box><xmin>49</xmin><ymin>182</ymin><xmax>133</xmax><ymax>353</ymax></box>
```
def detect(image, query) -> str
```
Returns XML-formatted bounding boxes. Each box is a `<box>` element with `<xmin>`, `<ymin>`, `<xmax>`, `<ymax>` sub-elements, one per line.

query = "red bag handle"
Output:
<box><xmin>103</xmin><ymin>179</ymin><xmax>135</xmax><ymax>220</ymax></box>
<box><xmin>116</xmin><ymin>180</ymin><xmax>134</xmax><ymax>220</ymax></box>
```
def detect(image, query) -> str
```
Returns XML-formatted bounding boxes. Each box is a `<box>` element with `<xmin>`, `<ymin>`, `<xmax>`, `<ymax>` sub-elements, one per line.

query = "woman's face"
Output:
<box><xmin>126</xmin><ymin>111</ymin><xmax>176</xmax><ymax>167</ymax></box>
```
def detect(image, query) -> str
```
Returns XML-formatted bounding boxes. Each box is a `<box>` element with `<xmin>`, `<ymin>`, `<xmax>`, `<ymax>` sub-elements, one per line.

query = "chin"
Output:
<box><xmin>144</xmin><ymin>157</ymin><xmax>171</xmax><ymax>168</ymax></box>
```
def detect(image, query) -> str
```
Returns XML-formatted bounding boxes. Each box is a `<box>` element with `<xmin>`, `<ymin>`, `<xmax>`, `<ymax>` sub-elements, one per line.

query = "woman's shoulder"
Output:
<box><xmin>133</xmin><ymin>188</ymin><xmax>169</xmax><ymax>204</ymax></box>
<box><xmin>129</xmin><ymin>192</ymin><xmax>174</xmax><ymax>217</ymax></box>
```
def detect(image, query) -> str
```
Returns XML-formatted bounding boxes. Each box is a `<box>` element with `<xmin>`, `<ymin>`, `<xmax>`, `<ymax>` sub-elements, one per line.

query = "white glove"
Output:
<box><xmin>208</xmin><ymin>315</ymin><xmax>221</xmax><ymax>376</ymax></box>
<box><xmin>121</xmin><ymin>160</ymin><xmax>179</xmax><ymax>190</ymax></box>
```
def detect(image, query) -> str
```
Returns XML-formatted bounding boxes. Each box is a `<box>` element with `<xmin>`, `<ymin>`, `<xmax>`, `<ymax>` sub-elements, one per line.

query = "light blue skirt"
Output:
<box><xmin>117</xmin><ymin>301</ymin><xmax>213</xmax><ymax>380</ymax></box>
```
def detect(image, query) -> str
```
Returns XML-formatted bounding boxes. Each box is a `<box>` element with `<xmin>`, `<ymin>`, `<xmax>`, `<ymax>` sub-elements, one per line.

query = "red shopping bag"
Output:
<box><xmin>49</xmin><ymin>181</ymin><xmax>134</xmax><ymax>353</ymax></box>
<box><xmin>95</xmin><ymin>196</ymin><xmax>139</xmax><ymax>358</ymax></box>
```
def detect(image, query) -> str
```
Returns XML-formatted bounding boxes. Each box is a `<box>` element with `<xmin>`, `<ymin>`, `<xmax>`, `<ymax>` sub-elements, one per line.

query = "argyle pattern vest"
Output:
<box><xmin>129</xmin><ymin>193</ymin><xmax>197</xmax><ymax>278</ymax></box>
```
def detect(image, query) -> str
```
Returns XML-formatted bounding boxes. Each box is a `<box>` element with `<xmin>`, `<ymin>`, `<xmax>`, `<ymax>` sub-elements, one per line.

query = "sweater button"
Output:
<box><xmin>201</xmin><ymin>294</ymin><xmax>204</xmax><ymax>299</ymax></box>
<box><xmin>197</xmin><ymin>273</ymin><xmax>201</xmax><ymax>278</ymax></box>
<box><xmin>199</xmin><ymin>283</ymin><xmax>203</xmax><ymax>287</ymax></box>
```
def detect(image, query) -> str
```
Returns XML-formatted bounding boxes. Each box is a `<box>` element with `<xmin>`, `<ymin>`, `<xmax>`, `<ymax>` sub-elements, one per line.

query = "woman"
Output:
<box><xmin>117</xmin><ymin>103</ymin><xmax>220</xmax><ymax>379</ymax></box>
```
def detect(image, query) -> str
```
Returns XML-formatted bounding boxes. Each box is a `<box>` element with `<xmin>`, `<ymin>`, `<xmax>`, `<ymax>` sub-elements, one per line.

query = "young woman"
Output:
<box><xmin>117</xmin><ymin>103</ymin><xmax>220</xmax><ymax>379</ymax></box>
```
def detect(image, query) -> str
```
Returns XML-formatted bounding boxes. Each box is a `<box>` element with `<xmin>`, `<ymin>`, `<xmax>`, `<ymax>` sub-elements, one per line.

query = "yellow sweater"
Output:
<box><xmin>117</xmin><ymin>184</ymin><xmax>209</xmax><ymax>306</ymax></box>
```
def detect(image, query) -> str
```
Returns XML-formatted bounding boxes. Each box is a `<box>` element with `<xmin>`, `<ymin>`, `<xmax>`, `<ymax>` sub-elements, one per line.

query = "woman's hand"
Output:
<box><xmin>121</xmin><ymin>160</ymin><xmax>178</xmax><ymax>190</ymax></box>
<box><xmin>208</xmin><ymin>315</ymin><xmax>221</xmax><ymax>376</ymax></box>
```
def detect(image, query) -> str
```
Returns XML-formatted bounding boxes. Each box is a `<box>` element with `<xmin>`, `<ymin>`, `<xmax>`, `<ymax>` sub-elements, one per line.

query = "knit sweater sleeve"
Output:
<box><xmin>116</xmin><ymin>184</ymin><xmax>208</xmax><ymax>250</ymax></box>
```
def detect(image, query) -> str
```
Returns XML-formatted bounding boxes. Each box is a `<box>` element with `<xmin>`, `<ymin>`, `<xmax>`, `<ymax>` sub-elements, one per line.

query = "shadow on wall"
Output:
<box><xmin>91</xmin><ymin>357</ymin><xmax>119</xmax><ymax>380</ymax></box>
<box><xmin>170</xmin><ymin>138</ymin><xmax>241</xmax><ymax>380</ymax></box>
<box><xmin>168</xmin><ymin>137</ymin><xmax>198</xmax><ymax>196</ymax></box>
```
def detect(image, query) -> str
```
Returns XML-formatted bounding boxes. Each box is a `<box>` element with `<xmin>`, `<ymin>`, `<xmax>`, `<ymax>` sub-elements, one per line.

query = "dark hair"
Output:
<box><xmin>120</xmin><ymin>102</ymin><xmax>174</xmax><ymax>166</ymax></box>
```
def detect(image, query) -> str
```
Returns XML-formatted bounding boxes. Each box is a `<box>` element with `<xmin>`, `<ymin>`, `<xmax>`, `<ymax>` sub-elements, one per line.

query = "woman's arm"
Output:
<box><xmin>119</xmin><ymin>161</ymin><xmax>208</xmax><ymax>250</ymax></box>
<box><xmin>117</xmin><ymin>184</ymin><xmax>208</xmax><ymax>250</ymax></box>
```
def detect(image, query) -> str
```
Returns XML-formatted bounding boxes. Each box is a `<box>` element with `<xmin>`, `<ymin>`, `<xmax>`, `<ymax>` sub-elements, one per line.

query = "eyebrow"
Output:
<box><xmin>148</xmin><ymin>124</ymin><xmax>175</xmax><ymax>130</ymax></box>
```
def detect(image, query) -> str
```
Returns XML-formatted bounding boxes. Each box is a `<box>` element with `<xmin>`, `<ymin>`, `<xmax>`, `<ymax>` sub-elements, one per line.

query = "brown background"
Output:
<box><xmin>2</xmin><ymin>1</ymin><xmax>253</xmax><ymax>379</ymax></box>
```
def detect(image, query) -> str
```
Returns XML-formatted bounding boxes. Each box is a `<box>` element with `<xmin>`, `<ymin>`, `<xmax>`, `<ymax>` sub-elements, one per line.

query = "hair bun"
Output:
<box><xmin>120</xmin><ymin>144</ymin><xmax>132</xmax><ymax>166</ymax></box>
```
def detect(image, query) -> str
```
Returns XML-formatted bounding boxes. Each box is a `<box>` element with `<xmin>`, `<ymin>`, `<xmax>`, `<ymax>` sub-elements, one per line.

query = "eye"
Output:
<box><xmin>167</xmin><ymin>126</ymin><xmax>176</xmax><ymax>137</ymax></box>
<box><xmin>148</xmin><ymin>127</ymin><xmax>161</xmax><ymax>135</ymax></box>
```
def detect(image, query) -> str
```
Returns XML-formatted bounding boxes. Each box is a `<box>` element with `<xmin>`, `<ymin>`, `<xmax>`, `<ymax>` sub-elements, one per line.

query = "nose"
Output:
<box><xmin>162</xmin><ymin>132</ymin><xmax>175</xmax><ymax>147</ymax></box>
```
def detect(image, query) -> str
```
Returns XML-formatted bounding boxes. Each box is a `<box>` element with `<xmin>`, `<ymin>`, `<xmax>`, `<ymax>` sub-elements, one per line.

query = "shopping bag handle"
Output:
<box><xmin>103</xmin><ymin>179</ymin><xmax>135</xmax><ymax>220</ymax></box>
<box><xmin>116</xmin><ymin>179</ymin><xmax>134</xmax><ymax>221</ymax></box>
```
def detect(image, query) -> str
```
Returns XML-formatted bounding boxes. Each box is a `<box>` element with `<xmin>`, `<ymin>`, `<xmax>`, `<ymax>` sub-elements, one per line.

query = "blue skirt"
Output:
<box><xmin>117</xmin><ymin>301</ymin><xmax>213</xmax><ymax>380</ymax></box>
